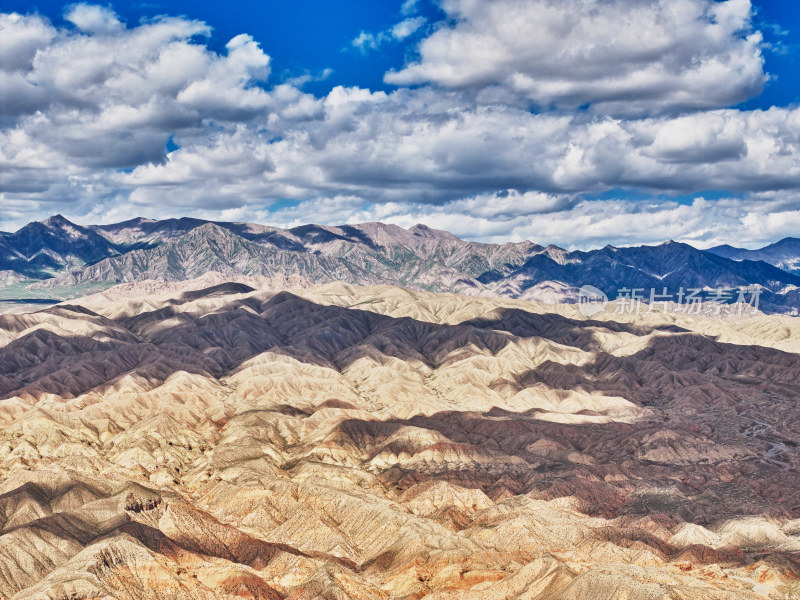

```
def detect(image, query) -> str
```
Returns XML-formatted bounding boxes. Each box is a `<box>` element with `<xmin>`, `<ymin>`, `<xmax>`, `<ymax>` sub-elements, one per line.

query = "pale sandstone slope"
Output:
<box><xmin>0</xmin><ymin>281</ymin><xmax>798</xmax><ymax>598</ymax></box>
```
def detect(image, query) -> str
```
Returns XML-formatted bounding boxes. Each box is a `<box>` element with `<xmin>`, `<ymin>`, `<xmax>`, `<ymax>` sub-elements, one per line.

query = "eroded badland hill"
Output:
<box><xmin>0</xmin><ymin>280</ymin><xmax>798</xmax><ymax>599</ymax></box>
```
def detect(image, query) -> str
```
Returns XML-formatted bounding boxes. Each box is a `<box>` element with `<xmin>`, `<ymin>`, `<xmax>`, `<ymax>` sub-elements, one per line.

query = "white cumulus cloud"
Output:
<box><xmin>386</xmin><ymin>0</ymin><xmax>766</xmax><ymax>115</ymax></box>
<box><xmin>0</xmin><ymin>2</ymin><xmax>798</xmax><ymax>252</ymax></box>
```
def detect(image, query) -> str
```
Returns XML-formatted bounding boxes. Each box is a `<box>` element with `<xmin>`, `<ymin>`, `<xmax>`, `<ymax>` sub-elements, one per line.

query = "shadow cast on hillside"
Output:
<box><xmin>2</xmin><ymin>288</ymin><xmax>799</xmax><ymax>405</ymax></box>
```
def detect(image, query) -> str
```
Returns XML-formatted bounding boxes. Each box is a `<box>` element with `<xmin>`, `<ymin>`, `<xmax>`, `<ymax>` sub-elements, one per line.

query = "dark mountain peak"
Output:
<box><xmin>645</xmin><ymin>239</ymin><xmax>692</xmax><ymax>250</ymax></box>
<box><xmin>625</xmin><ymin>240</ymin><xmax>697</xmax><ymax>257</ymax></box>
<box><xmin>18</xmin><ymin>220</ymin><xmax>48</xmax><ymax>233</ymax></box>
<box><xmin>769</xmin><ymin>237</ymin><xmax>800</xmax><ymax>249</ymax></box>
<box><xmin>40</xmin><ymin>214</ymin><xmax>76</xmax><ymax>228</ymax></box>
<box><xmin>705</xmin><ymin>236</ymin><xmax>800</xmax><ymax>275</ymax></box>
<box><xmin>2</xmin><ymin>214</ymin><xmax>117</xmax><ymax>277</ymax></box>
<box><xmin>17</xmin><ymin>214</ymin><xmax>99</xmax><ymax>241</ymax></box>
<box><xmin>707</xmin><ymin>243</ymin><xmax>744</xmax><ymax>258</ymax></box>
<box><xmin>17</xmin><ymin>215</ymin><xmax>68</xmax><ymax>234</ymax></box>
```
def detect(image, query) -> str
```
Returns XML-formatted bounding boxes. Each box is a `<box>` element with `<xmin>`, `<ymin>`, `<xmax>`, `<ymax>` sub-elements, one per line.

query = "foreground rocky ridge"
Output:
<box><xmin>0</xmin><ymin>280</ymin><xmax>798</xmax><ymax>598</ymax></box>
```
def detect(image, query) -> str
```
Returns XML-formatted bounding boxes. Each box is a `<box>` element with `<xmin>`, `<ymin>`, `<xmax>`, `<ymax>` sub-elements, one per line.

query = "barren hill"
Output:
<box><xmin>0</xmin><ymin>280</ymin><xmax>798</xmax><ymax>598</ymax></box>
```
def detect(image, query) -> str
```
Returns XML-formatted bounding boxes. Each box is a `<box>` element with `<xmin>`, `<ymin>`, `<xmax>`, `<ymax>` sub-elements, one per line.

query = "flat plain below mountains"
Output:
<box><xmin>0</xmin><ymin>279</ymin><xmax>798</xmax><ymax>599</ymax></box>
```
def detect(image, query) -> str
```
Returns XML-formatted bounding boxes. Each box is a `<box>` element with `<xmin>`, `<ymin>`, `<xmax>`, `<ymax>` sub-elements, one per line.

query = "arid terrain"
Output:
<box><xmin>3</xmin><ymin>216</ymin><xmax>800</xmax><ymax>315</ymax></box>
<box><xmin>0</xmin><ymin>278</ymin><xmax>798</xmax><ymax>599</ymax></box>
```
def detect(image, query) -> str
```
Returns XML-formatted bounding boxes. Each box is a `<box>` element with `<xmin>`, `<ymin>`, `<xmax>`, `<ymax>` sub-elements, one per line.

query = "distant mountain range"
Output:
<box><xmin>1</xmin><ymin>215</ymin><xmax>799</xmax><ymax>314</ymax></box>
<box><xmin>708</xmin><ymin>238</ymin><xmax>800</xmax><ymax>274</ymax></box>
<box><xmin>0</xmin><ymin>215</ymin><xmax>118</xmax><ymax>278</ymax></box>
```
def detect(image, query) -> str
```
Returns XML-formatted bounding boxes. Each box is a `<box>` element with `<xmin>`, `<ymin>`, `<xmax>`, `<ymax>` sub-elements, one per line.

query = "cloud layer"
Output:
<box><xmin>1</xmin><ymin>1</ymin><xmax>798</xmax><ymax>249</ymax></box>
<box><xmin>386</xmin><ymin>0</ymin><xmax>766</xmax><ymax>115</ymax></box>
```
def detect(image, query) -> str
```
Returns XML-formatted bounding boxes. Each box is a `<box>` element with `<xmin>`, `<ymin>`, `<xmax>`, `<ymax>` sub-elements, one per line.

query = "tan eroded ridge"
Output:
<box><xmin>0</xmin><ymin>279</ymin><xmax>798</xmax><ymax>599</ymax></box>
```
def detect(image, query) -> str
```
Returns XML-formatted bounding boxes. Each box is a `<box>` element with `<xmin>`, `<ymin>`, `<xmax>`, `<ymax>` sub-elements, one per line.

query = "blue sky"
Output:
<box><xmin>2</xmin><ymin>0</ymin><xmax>800</xmax><ymax>248</ymax></box>
<box><xmin>744</xmin><ymin>0</ymin><xmax>800</xmax><ymax>109</ymax></box>
<box><xmin>1</xmin><ymin>0</ymin><xmax>444</xmax><ymax>93</ymax></box>
<box><xmin>6</xmin><ymin>0</ymin><xmax>797</xmax><ymax>104</ymax></box>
